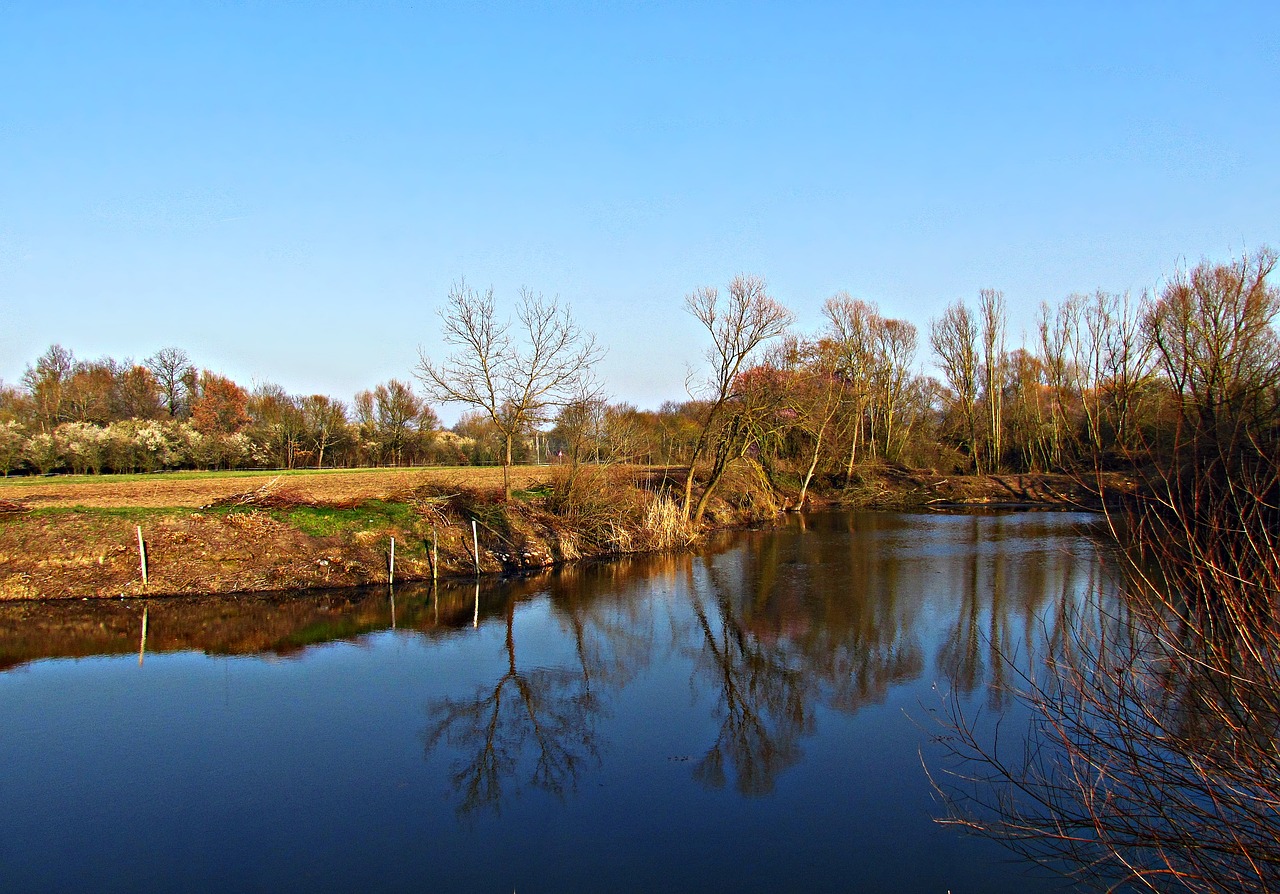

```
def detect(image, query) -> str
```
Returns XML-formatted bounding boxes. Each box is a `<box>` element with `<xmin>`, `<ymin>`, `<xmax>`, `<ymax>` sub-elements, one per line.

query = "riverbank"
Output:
<box><xmin>0</xmin><ymin>463</ymin><xmax>1112</xmax><ymax>600</ymax></box>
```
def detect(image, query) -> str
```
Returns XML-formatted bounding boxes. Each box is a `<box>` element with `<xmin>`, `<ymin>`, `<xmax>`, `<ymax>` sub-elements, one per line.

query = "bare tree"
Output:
<box><xmin>773</xmin><ymin>336</ymin><xmax>842</xmax><ymax>508</ymax></box>
<box><xmin>1146</xmin><ymin>247</ymin><xmax>1280</xmax><ymax>451</ymax></box>
<box><xmin>354</xmin><ymin>379</ymin><xmax>434</xmax><ymax>467</ymax></box>
<box><xmin>0</xmin><ymin>381</ymin><xmax>27</xmax><ymax>425</ymax></box>
<box><xmin>61</xmin><ymin>358</ymin><xmax>116</xmax><ymax>425</ymax></box>
<box><xmin>144</xmin><ymin>347</ymin><xmax>195</xmax><ymax>420</ymax></box>
<box><xmin>681</xmin><ymin>275</ymin><xmax>792</xmax><ymax>525</ymax></box>
<box><xmin>822</xmin><ymin>294</ymin><xmax>878</xmax><ymax>481</ymax></box>
<box><xmin>931</xmin><ymin>301</ymin><xmax>982</xmax><ymax>471</ymax></box>
<box><xmin>22</xmin><ymin>344</ymin><xmax>75</xmax><ymax>432</ymax></box>
<box><xmin>417</xmin><ymin>280</ymin><xmax>602</xmax><ymax>499</ymax></box>
<box><xmin>551</xmin><ymin>390</ymin><xmax>608</xmax><ymax>474</ymax></box>
<box><xmin>1057</xmin><ymin>289</ymin><xmax>1159</xmax><ymax>460</ymax></box>
<box><xmin>601</xmin><ymin>402</ymin><xmax>650</xmax><ymax>465</ymax></box>
<box><xmin>1002</xmin><ymin>347</ymin><xmax>1052</xmax><ymax>471</ymax></box>
<box><xmin>978</xmin><ymin>289</ymin><xmax>1007</xmax><ymax>470</ymax></box>
<box><xmin>1096</xmin><ymin>290</ymin><xmax>1156</xmax><ymax>453</ymax></box>
<box><xmin>1038</xmin><ymin>299</ymin><xmax>1076</xmax><ymax>469</ymax></box>
<box><xmin>870</xmin><ymin>316</ymin><xmax>920</xmax><ymax>462</ymax></box>
<box><xmin>247</xmin><ymin>382</ymin><xmax>304</xmax><ymax>468</ymax></box>
<box><xmin>113</xmin><ymin>364</ymin><xmax>166</xmax><ymax>421</ymax></box>
<box><xmin>299</xmin><ymin>395</ymin><xmax>348</xmax><ymax>469</ymax></box>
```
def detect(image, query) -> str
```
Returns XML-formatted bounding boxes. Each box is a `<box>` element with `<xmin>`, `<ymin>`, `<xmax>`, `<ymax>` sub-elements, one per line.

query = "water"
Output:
<box><xmin>0</xmin><ymin>511</ymin><xmax>1110</xmax><ymax>893</ymax></box>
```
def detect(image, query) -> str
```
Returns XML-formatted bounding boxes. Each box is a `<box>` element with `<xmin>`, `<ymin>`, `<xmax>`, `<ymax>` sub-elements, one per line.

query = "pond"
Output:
<box><xmin>0</xmin><ymin>511</ymin><xmax>1112</xmax><ymax>893</ymax></box>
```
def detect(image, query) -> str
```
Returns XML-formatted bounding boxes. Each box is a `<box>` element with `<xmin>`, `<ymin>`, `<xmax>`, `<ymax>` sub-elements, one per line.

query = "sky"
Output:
<box><xmin>2</xmin><ymin>1</ymin><xmax>1278</xmax><ymax>421</ymax></box>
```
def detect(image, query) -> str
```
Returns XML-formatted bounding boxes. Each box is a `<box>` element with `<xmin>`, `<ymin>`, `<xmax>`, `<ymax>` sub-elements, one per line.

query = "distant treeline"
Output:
<box><xmin>1</xmin><ymin>248</ymin><xmax>1276</xmax><ymax>487</ymax></box>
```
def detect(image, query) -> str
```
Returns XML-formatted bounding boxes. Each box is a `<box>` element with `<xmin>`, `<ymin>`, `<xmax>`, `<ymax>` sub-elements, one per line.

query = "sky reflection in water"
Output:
<box><xmin>0</xmin><ymin>511</ymin><xmax>1109</xmax><ymax>893</ymax></box>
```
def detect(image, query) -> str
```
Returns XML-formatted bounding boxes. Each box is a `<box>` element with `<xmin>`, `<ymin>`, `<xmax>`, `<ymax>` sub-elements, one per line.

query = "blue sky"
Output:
<box><xmin>3</xmin><ymin>1</ymin><xmax>1277</xmax><ymax>419</ymax></box>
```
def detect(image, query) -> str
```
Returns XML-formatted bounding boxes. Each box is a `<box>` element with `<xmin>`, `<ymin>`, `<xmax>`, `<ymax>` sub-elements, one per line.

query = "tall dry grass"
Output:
<box><xmin>541</xmin><ymin>465</ymin><xmax>692</xmax><ymax>557</ymax></box>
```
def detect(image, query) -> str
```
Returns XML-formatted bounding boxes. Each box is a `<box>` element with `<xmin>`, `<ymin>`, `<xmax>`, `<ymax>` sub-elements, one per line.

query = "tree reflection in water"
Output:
<box><xmin>682</xmin><ymin>512</ymin><xmax>1097</xmax><ymax>795</ymax></box>
<box><xmin>680</xmin><ymin>518</ymin><xmax>926</xmax><ymax>795</ymax></box>
<box><xmin>935</xmin><ymin>574</ymin><xmax>1280</xmax><ymax>894</ymax></box>
<box><xmin>934</xmin><ymin>515</ymin><xmax>1089</xmax><ymax>712</ymax></box>
<box><xmin>423</xmin><ymin>561</ymin><xmax>660</xmax><ymax>815</ymax></box>
<box><xmin>424</xmin><ymin>597</ymin><xmax>602</xmax><ymax>815</ymax></box>
<box><xmin>687</xmin><ymin>581</ymin><xmax>811</xmax><ymax>795</ymax></box>
<box><xmin>423</xmin><ymin>513</ymin><xmax>1104</xmax><ymax>816</ymax></box>
<box><xmin>0</xmin><ymin>511</ymin><xmax>1120</xmax><ymax>894</ymax></box>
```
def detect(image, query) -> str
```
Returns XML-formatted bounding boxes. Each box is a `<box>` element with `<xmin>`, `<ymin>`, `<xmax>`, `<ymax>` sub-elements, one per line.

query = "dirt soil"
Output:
<box><xmin>0</xmin><ymin>509</ymin><xmax>382</xmax><ymax>600</ymax></box>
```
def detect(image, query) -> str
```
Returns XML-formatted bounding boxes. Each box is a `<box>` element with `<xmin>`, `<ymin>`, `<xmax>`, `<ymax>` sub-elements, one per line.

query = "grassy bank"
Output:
<box><xmin>0</xmin><ymin>463</ymin><xmax>1102</xmax><ymax>600</ymax></box>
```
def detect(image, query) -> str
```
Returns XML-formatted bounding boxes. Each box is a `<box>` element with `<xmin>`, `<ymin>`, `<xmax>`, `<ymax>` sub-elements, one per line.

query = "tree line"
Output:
<box><xmin>0</xmin><ymin>346</ymin><xmax>452</xmax><ymax>475</ymax></box>
<box><xmin>2</xmin><ymin>248</ymin><xmax>1276</xmax><ymax>509</ymax></box>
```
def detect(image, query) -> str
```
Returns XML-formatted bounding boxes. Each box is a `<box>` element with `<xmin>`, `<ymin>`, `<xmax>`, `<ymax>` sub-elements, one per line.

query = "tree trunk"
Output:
<box><xmin>798</xmin><ymin>429</ymin><xmax>823</xmax><ymax>510</ymax></box>
<box><xmin>503</xmin><ymin>433</ymin><xmax>514</xmax><ymax>500</ymax></box>
<box><xmin>690</xmin><ymin>417</ymin><xmax>742</xmax><ymax>528</ymax></box>
<box><xmin>845</xmin><ymin>420</ymin><xmax>859</xmax><ymax>485</ymax></box>
<box><xmin>682</xmin><ymin>465</ymin><xmax>698</xmax><ymax>521</ymax></box>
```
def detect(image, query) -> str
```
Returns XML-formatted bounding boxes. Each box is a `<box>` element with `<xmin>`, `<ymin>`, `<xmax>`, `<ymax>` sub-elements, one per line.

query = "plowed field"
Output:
<box><xmin>0</xmin><ymin>466</ymin><xmax>578</xmax><ymax>509</ymax></box>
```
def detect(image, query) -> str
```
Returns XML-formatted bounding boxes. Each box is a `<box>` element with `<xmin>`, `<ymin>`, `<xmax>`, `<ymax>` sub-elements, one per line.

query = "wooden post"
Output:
<box><xmin>136</xmin><ymin>526</ymin><xmax>148</xmax><ymax>589</ymax></box>
<box><xmin>432</xmin><ymin>525</ymin><xmax>438</xmax><ymax>584</ymax></box>
<box><xmin>471</xmin><ymin>519</ymin><xmax>480</xmax><ymax>576</ymax></box>
<box><xmin>388</xmin><ymin>537</ymin><xmax>395</xmax><ymax>585</ymax></box>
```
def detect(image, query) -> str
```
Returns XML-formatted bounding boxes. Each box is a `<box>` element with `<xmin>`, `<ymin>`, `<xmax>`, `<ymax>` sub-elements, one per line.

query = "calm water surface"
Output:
<box><xmin>0</xmin><ymin>511</ymin><xmax>1110</xmax><ymax>893</ymax></box>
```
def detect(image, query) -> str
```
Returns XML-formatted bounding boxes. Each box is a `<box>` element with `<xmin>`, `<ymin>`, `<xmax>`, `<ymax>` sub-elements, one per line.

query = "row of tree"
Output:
<box><xmin>653</xmin><ymin>247</ymin><xmax>1278</xmax><ymax>518</ymax></box>
<box><xmin>3</xmin><ymin>249</ymin><xmax>1277</xmax><ymax>510</ymax></box>
<box><xmin>0</xmin><ymin>344</ymin><xmax>459</xmax><ymax>474</ymax></box>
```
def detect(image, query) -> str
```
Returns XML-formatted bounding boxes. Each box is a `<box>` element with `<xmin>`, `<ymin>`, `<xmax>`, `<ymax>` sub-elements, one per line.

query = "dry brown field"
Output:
<box><xmin>0</xmin><ymin>464</ymin><xmax>688</xmax><ymax>600</ymax></box>
<box><xmin>0</xmin><ymin>465</ymin><xmax>609</xmax><ymax>510</ymax></box>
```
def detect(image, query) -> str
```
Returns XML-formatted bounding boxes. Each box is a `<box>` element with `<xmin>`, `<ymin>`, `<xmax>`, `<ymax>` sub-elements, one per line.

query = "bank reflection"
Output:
<box><xmin>0</xmin><ymin>585</ymin><xmax>486</xmax><ymax>670</ymax></box>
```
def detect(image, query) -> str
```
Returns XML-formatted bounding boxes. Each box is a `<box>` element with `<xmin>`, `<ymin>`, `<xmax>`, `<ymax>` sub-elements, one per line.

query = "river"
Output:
<box><xmin>0</xmin><ymin>510</ymin><xmax>1112</xmax><ymax>892</ymax></box>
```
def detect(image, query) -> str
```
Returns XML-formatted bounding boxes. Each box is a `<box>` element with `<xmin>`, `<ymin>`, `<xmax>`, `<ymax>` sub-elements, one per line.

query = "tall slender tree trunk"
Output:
<box><xmin>503</xmin><ymin>434</ymin><xmax>514</xmax><ymax>500</ymax></box>
<box><xmin>844</xmin><ymin>411</ymin><xmax>862</xmax><ymax>485</ymax></box>
<box><xmin>798</xmin><ymin>429</ymin><xmax>823</xmax><ymax>509</ymax></box>
<box><xmin>682</xmin><ymin>461</ymin><xmax>699</xmax><ymax>522</ymax></box>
